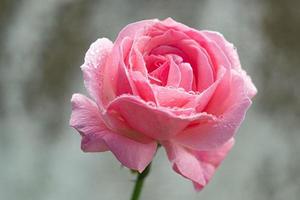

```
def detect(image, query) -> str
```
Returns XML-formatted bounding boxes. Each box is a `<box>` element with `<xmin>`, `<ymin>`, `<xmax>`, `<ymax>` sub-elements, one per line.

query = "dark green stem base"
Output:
<box><xmin>130</xmin><ymin>163</ymin><xmax>151</xmax><ymax>200</ymax></box>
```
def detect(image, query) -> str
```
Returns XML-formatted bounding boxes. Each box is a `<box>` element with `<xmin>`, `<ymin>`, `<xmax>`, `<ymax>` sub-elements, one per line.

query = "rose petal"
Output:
<box><xmin>105</xmin><ymin>95</ymin><xmax>208</xmax><ymax>140</ymax></box>
<box><xmin>201</xmin><ymin>31</ymin><xmax>240</xmax><ymax>69</ymax></box>
<box><xmin>81</xmin><ymin>38</ymin><xmax>114</xmax><ymax>110</ymax></box>
<box><xmin>178</xmin><ymin>62</ymin><xmax>193</xmax><ymax>91</ymax></box>
<box><xmin>115</xmin><ymin>37</ymin><xmax>134</xmax><ymax>96</ymax></box>
<box><xmin>130</xmin><ymin>71</ymin><xmax>157</xmax><ymax>103</ymax></box>
<box><xmin>103</xmin><ymin>132</ymin><xmax>157</xmax><ymax>172</ymax></box>
<box><xmin>152</xmin><ymin>85</ymin><xmax>195</xmax><ymax>108</ymax></box>
<box><xmin>162</xmin><ymin>139</ymin><xmax>234</xmax><ymax>191</ymax></box>
<box><xmin>70</xmin><ymin>94</ymin><xmax>157</xmax><ymax>172</ymax></box>
<box><xmin>114</xmin><ymin>19</ymin><xmax>158</xmax><ymax>46</ymax></box>
<box><xmin>176</xmin><ymin>39</ymin><xmax>215</xmax><ymax>92</ymax></box>
<box><xmin>70</xmin><ymin>93</ymin><xmax>109</xmax><ymax>152</ymax></box>
<box><xmin>166</xmin><ymin>57</ymin><xmax>181</xmax><ymax>87</ymax></box>
<box><xmin>175</xmin><ymin>97</ymin><xmax>250</xmax><ymax>151</ymax></box>
<box><xmin>174</xmin><ymin>71</ymin><xmax>252</xmax><ymax>150</ymax></box>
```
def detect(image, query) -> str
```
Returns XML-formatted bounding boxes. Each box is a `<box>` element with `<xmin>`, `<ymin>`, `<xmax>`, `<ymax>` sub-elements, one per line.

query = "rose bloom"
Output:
<box><xmin>70</xmin><ymin>18</ymin><xmax>256</xmax><ymax>190</ymax></box>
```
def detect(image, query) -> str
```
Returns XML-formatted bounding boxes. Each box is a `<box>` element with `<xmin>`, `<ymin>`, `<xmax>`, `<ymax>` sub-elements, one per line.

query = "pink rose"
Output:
<box><xmin>70</xmin><ymin>18</ymin><xmax>256</xmax><ymax>190</ymax></box>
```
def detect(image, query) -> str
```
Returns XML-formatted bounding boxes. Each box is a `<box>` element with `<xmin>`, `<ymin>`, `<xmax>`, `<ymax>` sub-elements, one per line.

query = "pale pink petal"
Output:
<box><xmin>114</xmin><ymin>19</ymin><xmax>158</xmax><ymax>46</ymax></box>
<box><xmin>192</xmin><ymin>139</ymin><xmax>234</xmax><ymax>190</ymax></box>
<box><xmin>81</xmin><ymin>38</ymin><xmax>114</xmax><ymax>110</ymax></box>
<box><xmin>70</xmin><ymin>94</ymin><xmax>157</xmax><ymax>171</ymax></box>
<box><xmin>201</xmin><ymin>31</ymin><xmax>240</xmax><ymax>69</ymax></box>
<box><xmin>163</xmin><ymin>139</ymin><xmax>234</xmax><ymax>191</ymax></box>
<box><xmin>205</xmin><ymin>70</ymin><xmax>249</xmax><ymax>115</ymax></box>
<box><xmin>236</xmin><ymin>68</ymin><xmax>257</xmax><ymax>99</ymax></box>
<box><xmin>70</xmin><ymin>93</ymin><xmax>108</xmax><ymax>152</ymax></box>
<box><xmin>162</xmin><ymin>141</ymin><xmax>206</xmax><ymax>186</ymax></box>
<box><xmin>103</xmin><ymin>133</ymin><xmax>157</xmax><ymax>172</ymax></box>
<box><xmin>201</xmin><ymin>31</ymin><xmax>257</xmax><ymax>98</ymax></box>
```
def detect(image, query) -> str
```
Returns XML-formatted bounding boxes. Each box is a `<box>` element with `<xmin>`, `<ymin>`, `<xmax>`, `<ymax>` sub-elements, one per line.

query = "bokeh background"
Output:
<box><xmin>1</xmin><ymin>0</ymin><xmax>299</xmax><ymax>199</ymax></box>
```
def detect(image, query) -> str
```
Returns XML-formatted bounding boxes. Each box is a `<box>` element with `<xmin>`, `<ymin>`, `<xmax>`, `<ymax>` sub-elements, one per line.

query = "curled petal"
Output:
<box><xmin>162</xmin><ymin>139</ymin><xmax>234</xmax><ymax>191</ymax></box>
<box><xmin>103</xmin><ymin>132</ymin><xmax>157</xmax><ymax>172</ymax></box>
<box><xmin>178</xmin><ymin>63</ymin><xmax>193</xmax><ymax>91</ymax></box>
<box><xmin>70</xmin><ymin>94</ymin><xmax>157</xmax><ymax>172</ymax></box>
<box><xmin>114</xmin><ymin>19</ymin><xmax>158</xmax><ymax>46</ymax></box>
<box><xmin>202</xmin><ymin>31</ymin><xmax>241</xmax><ymax>69</ymax></box>
<box><xmin>166</xmin><ymin>57</ymin><xmax>181</xmax><ymax>87</ymax></box>
<box><xmin>105</xmin><ymin>95</ymin><xmax>211</xmax><ymax>140</ymax></box>
<box><xmin>70</xmin><ymin>93</ymin><xmax>109</xmax><ymax>152</ymax></box>
<box><xmin>81</xmin><ymin>38</ymin><xmax>114</xmax><ymax>111</ymax></box>
<box><xmin>130</xmin><ymin>71</ymin><xmax>157</xmax><ymax>103</ymax></box>
<box><xmin>175</xmin><ymin>71</ymin><xmax>252</xmax><ymax>150</ymax></box>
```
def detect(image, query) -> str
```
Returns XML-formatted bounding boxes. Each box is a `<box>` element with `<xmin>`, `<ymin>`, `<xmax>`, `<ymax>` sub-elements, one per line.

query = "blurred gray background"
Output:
<box><xmin>0</xmin><ymin>0</ymin><xmax>299</xmax><ymax>199</ymax></box>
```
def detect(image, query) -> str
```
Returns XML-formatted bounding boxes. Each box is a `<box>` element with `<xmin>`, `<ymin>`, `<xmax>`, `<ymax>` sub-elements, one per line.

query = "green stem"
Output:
<box><xmin>130</xmin><ymin>163</ymin><xmax>152</xmax><ymax>200</ymax></box>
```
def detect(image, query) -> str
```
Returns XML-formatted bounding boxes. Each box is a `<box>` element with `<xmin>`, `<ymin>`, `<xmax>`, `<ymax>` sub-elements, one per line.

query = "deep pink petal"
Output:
<box><xmin>178</xmin><ymin>63</ymin><xmax>193</xmax><ymax>91</ymax></box>
<box><xmin>166</xmin><ymin>57</ymin><xmax>181</xmax><ymax>87</ymax></box>
<box><xmin>163</xmin><ymin>139</ymin><xmax>234</xmax><ymax>191</ymax></box>
<box><xmin>130</xmin><ymin>71</ymin><xmax>157</xmax><ymax>103</ymax></box>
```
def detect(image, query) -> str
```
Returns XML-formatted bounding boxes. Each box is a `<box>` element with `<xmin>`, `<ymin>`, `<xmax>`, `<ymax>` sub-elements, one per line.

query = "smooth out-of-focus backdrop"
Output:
<box><xmin>0</xmin><ymin>0</ymin><xmax>299</xmax><ymax>199</ymax></box>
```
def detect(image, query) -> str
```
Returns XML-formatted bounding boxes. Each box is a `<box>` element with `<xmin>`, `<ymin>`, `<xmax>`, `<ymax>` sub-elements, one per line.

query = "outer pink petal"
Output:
<box><xmin>201</xmin><ymin>31</ymin><xmax>241</xmax><ymax>69</ymax></box>
<box><xmin>70</xmin><ymin>94</ymin><xmax>157</xmax><ymax>172</ymax></box>
<box><xmin>114</xmin><ymin>19</ymin><xmax>158</xmax><ymax>46</ymax></box>
<box><xmin>192</xmin><ymin>139</ymin><xmax>234</xmax><ymax>190</ymax></box>
<box><xmin>175</xmin><ymin>71</ymin><xmax>252</xmax><ymax>150</ymax></box>
<box><xmin>201</xmin><ymin>31</ymin><xmax>257</xmax><ymax>98</ymax></box>
<box><xmin>105</xmin><ymin>95</ymin><xmax>204</xmax><ymax>140</ymax></box>
<box><xmin>162</xmin><ymin>139</ymin><xmax>234</xmax><ymax>191</ymax></box>
<box><xmin>175</xmin><ymin>98</ymin><xmax>250</xmax><ymax>151</ymax></box>
<box><xmin>81</xmin><ymin>38</ymin><xmax>114</xmax><ymax>111</ymax></box>
<box><xmin>70</xmin><ymin>93</ymin><xmax>109</xmax><ymax>152</ymax></box>
<box><xmin>103</xmin><ymin>133</ymin><xmax>157</xmax><ymax>172</ymax></box>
